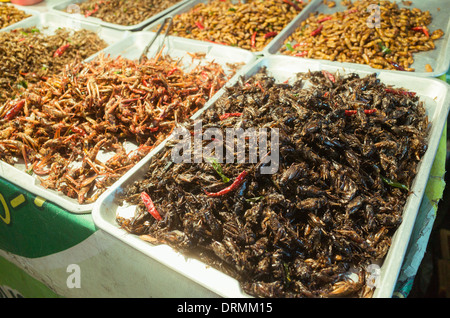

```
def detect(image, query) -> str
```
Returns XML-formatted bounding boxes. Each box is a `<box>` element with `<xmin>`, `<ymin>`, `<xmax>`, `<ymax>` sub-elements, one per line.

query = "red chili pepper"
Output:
<box><xmin>85</xmin><ymin>3</ymin><xmax>99</xmax><ymax>17</ymax></box>
<box><xmin>283</xmin><ymin>0</ymin><xmax>301</xmax><ymax>11</ymax></box>
<box><xmin>322</xmin><ymin>70</ymin><xmax>335</xmax><ymax>83</ymax></box>
<box><xmin>3</xmin><ymin>100</ymin><xmax>25</xmax><ymax>120</ymax></box>
<box><xmin>140</xmin><ymin>192</ymin><xmax>162</xmax><ymax>221</ymax></box>
<box><xmin>204</xmin><ymin>170</ymin><xmax>248</xmax><ymax>197</ymax></box>
<box><xmin>251</xmin><ymin>31</ymin><xmax>257</xmax><ymax>48</ymax></box>
<box><xmin>384</xmin><ymin>88</ymin><xmax>416</xmax><ymax>97</ymax></box>
<box><xmin>345</xmin><ymin>109</ymin><xmax>377</xmax><ymax>116</ymax></box>
<box><xmin>310</xmin><ymin>24</ymin><xmax>323</xmax><ymax>37</ymax></box>
<box><xmin>343</xmin><ymin>8</ymin><xmax>358</xmax><ymax>18</ymax></box>
<box><xmin>71</xmin><ymin>126</ymin><xmax>87</xmax><ymax>136</ymax></box>
<box><xmin>317</xmin><ymin>16</ymin><xmax>332</xmax><ymax>23</ymax></box>
<box><xmin>219</xmin><ymin>113</ymin><xmax>243</xmax><ymax>120</ymax></box>
<box><xmin>293</xmin><ymin>42</ymin><xmax>307</xmax><ymax>48</ymax></box>
<box><xmin>20</xmin><ymin>72</ymin><xmax>38</xmax><ymax>78</ymax></box>
<box><xmin>53</xmin><ymin>44</ymin><xmax>70</xmax><ymax>57</ymax></box>
<box><xmin>200</xmin><ymin>71</ymin><xmax>209</xmax><ymax>82</ymax></box>
<box><xmin>204</xmin><ymin>39</ymin><xmax>229</xmax><ymax>46</ymax></box>
<box><xmin>195</xmin><ymin>20</ymin><xmax>205</xmax><ymax>30</ymax></box>
<box><xmin>264</xmin><ymin>31</ymin><xmax>278</xmax><ymax>39</ymax></box>
<box><xmin>294</xmin><ymin>50</ymin><xmax>308</xmax><ymax>57</ymax></box>
<box><xmin>411</xmin><ymin>26</ymin><xmax>429</xmax><ymax>37</ymax></box>
<box><xmin>167</xmin><ymin>67</ymin><xmax>178</xmax><ymax>76</ymax></box>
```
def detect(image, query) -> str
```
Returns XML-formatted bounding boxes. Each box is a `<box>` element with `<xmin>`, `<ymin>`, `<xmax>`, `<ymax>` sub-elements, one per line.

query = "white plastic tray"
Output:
<box><xmin>92</xmin><ymin>55</ymin><xmax>450</xmax><ymax>298</ymax></box>
<box><xmin>49</xmin><ymin>0</ymin><xmax>190</xmax><ymax>31</ymax></box>
<box><xmin>0</xmin><ymin>30</ymin><xmax>256</xmax><ymax>214</ymax></box>
<box><xmin>263</xmin><ymin>0</ymin><xmax>450</xmax><ymax>78</ymax></box>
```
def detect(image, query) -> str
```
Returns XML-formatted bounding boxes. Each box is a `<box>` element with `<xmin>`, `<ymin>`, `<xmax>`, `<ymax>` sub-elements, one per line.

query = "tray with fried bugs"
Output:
<box><xmin>0</xmin><ymin>28</ymin><xmax>256</xmax><ymax>214</ymax></box>
<box><xmin>263</xmin><ymin>0</ymin><xmax>450</xmax><ymax>78</ymax></box>
<box><xmin>49</xmin><ymin>0</ymin><xmax>191</xmax><ymax>31</ymax></box>
<box><xmin>143</xmin><ymin>0</ymin><xmax>316</xmax><ymax>54</ymax></box>
<box><xmin>92</xmin><ymin>54</ymin><xmax>450</xmax><ymax>298</ymax></box>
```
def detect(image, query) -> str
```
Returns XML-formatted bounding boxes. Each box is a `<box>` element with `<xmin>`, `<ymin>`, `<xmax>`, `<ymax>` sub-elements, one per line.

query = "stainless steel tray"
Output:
<box><xmin>0</xmin><ymin>30</ymin><xmax>256</xmax><ymax>214</ymax></box>
<box><xmin>143</xmin><ymin>0</ymin><xmax>316</xmax><ymax>54</ymax></box>
<box><xmin>92</xmin><ymin>54</ymin><xmax>450</xmax><ymax>298</ymax></box>
<box><xmin>49</xmin><ymin>0</ymin><xmax>190</xmax><ymax>31</ymax></box>
<box><xmin>263</xmin><ymin>0</ymin><xmax>450</xmax><ymax>78</ymax></box>
<box><xmin>1</xmin><ymin>3</ymin><xmax>41</xmax><ymax>30</ymax></box>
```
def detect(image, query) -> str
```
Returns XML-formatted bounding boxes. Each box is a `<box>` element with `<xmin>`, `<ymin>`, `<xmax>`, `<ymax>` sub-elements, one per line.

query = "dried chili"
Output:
<box><xmin>167</xmin><ymin>67</ymin><xmax>178</xmax><ymax>76</ymax></box>
<box><xmin>294</xmin><ymin>51</ymin><xmax>308</xmax><ymax>57</ymax></box>
<box><xmin>317</xmin><ymin>16</ymin><xmax>332</xmax><ymax>23</ymax></box>
<box><xmin>3</xmin><ymin>100</ymin><xmax>24</xmax><ymax>120</ymax></box>
<box><xmin>384</xmin><ymin>88</ymin><xmax>416</xmax><ymax>97</ymax></box>
<box><xmin>282</xmin><ymin>0</ymin><xmax>301</xmax><ymax>11</ymax></box>
<box><xmin>84</xmin><ymin>3</ymin><xmax>99</xmax><ymax>17</ymax></box>
<box><xmin>411</xmin><ymin>26</ymin><xmax>429</xmax><ymax>37</ymax></box>
<box><xmin>204</xmin><ymin>39</ymin><xmax>229</xmax><ymax>46</ymax></box>
<box><xmin>219</xmin><ymin>112</ymin><xmax>243</xmax><ymax>120</ymax></box>
<box><xmin>195</xmin><ymin>20</ymin><xmax>205</xmax><ymax>30</ymax></box>
<box><xmin>345</xmin><ymin>109</ymin><xmax>377</xmax><ymax>116</ymax></box>
<box><xmin>204</xmin><ymin>170</ymin><xmax>248</xmax><ymax>197</ymax></box>
<box><xmin>310</xmin><ymin>24</ymin><xmax>323</xmax><ymax>37</ymax></box>
<box><xmin>389</xmin><ymin>61</ymin><xmax>405</xmax><ymax>71</ymax></box>
<box><xmin>53</xmin><ymin>44</ymin><xmax>70</xmax><ymax>57</ymax></box>
<box><xmin>141</xmin><ymin>191</ymin><xmax>163</xmax><ymax>221</ymax></box>
<box><xmin>322</xmin><ymin>70</ymin><xmax>335</xmax><ymax>83</ymax></box>
<box><xmin>251</xmin><ymin>31</ymin><xmax>257</xmax><ymax>48</ymax></box>
<box><xmin>264</xmin><ymin>31</ymin><xmax>278</xmax><ymax>39</ymax></box>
